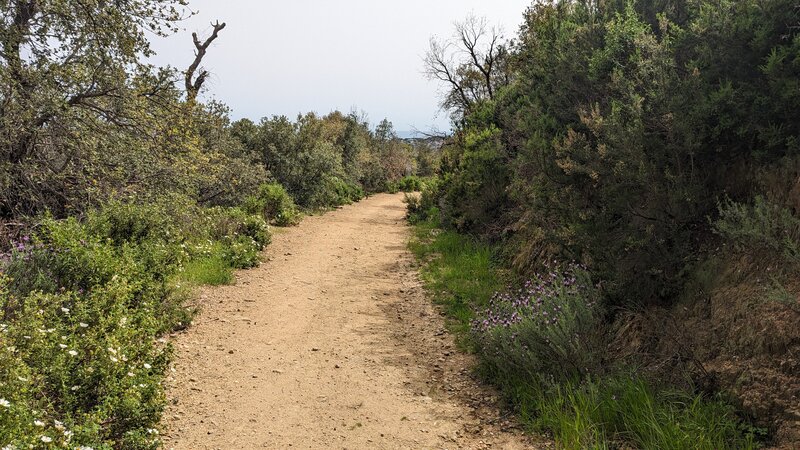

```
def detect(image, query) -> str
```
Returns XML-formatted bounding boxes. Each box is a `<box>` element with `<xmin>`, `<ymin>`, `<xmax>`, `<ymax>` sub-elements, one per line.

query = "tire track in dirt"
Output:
<box><xmin>161</xmin><ymin>193</ymin><xmax>543</xmax><ymax>449</ymax></box>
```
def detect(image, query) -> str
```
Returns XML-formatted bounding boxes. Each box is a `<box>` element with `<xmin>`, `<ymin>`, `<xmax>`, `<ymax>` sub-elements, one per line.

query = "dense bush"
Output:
<box><xmin>0</xmin><ymin>200</ymin><xmax>268</xmax><ymax>448</ymax></box>
<box><xmin>244</xmin><ymin>183</ymin><xmax>301</xmax><ymax>227</ymax></box>
<box><xmin>418</xmin><ymin>0</ymin><xmax>800</xmax><ymax>444</ymax></box>
<box><xmin>429</xmin><ymin>0</ymin><xmax>800</xmax><ymax>304</ymax></box>
<box><xmin>405</xmin><ymin>177</ymin><xmax>443</xmax><ymax>225</ymax></box>
<box><xmin>387</xmin><ymin>175</ymin><xmax>433</xmax><ymax>194</ymax></box>
<box><xmin>232</xmin><ymin>113</ymin><xmax>421</xmax><ymax>207</ymax></box>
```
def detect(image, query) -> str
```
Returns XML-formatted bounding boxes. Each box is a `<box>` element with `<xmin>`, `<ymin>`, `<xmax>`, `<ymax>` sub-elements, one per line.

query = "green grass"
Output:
<box><xmin>177</xmin><ymin>242</ymin><xmax>237</xmax><ymax>286</ymax></box>
<box><xmin>179</xmin><ymin>255</ymin><xmax>234</xmax><ymax>286</ymax></box>
<box><xmin>409</xmin><ymin>217</ymin><xmax>762</xmax><ymax>450</ymax></box>
<box><xmin>409</xmin><ymin>218</ymin><xmax>503</xmax><ymax>345</ymax></box>
<box><xmin>527</xmin><ymin>375</ymin><xmax>760</xmax><ymax>450</ymax></box>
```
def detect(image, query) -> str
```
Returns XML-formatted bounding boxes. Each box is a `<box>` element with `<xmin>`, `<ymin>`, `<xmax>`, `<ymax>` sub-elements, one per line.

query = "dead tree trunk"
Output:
<box><xmin>185</xmin><ymin>21</ymin><xmax>226</xmax><ymax>102</ymax></box>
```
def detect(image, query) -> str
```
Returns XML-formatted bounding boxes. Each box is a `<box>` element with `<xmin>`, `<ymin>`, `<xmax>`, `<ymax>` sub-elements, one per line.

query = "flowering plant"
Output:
<box><xmin>474</xmin><ymin>262</ymin><xmax>606</xmax><ymax>387</ymax></box>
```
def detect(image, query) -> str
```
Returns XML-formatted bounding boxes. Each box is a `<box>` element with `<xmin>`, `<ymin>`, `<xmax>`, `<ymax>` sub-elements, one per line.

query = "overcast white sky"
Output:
<box><xmin>148</xmin><ymin>1</ymin><xmax>531</xmax><ymax>133</ymax></box>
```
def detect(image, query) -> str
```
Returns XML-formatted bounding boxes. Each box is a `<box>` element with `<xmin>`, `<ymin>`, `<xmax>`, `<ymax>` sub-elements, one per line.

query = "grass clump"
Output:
<box><xmin>178</xmin><ymin>243</ymin><xmax>234</xmax><ymax>286</ymax></box>
<box><xmin>531</xmin><ymin>375</ymin><xmax>759</xmax><ymax>450</ymax></box>
<box><xmin>409</xmin><ymin>217</ymin><xmax>502</xmax><ymax>342</ymax></box>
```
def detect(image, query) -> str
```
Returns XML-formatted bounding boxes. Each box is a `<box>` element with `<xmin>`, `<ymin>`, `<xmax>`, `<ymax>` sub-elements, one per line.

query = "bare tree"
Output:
<box><xmin>185</xmin><ymin>21</ymin><xmax>226</xmax><ymax>101</ymax></box>
<box><xmin>424</xmin><ymin>15</ymin><xmax>510</xmax><ymax>120</ymax></box>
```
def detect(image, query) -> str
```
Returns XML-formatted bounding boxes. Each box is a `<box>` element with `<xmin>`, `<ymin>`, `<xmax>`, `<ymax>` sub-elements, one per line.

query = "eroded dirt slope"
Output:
<box><xmin>162</xmin><ymin>193</ymin><xmax>542</xmax><ymax>449</ymax></box>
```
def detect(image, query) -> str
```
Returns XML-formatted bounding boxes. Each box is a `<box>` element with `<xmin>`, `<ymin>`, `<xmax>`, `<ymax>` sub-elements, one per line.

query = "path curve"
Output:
<box><xmin>162</xmin><ymin>193</ymin><xmax>540</xmax><ymax>449</ymax></box>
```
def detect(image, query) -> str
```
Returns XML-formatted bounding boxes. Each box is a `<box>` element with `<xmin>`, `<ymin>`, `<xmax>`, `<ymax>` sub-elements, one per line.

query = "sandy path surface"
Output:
<box><xmin>162</xmin><ymin>193</ymin><xmax>540</xmax><ymax>449</ymax></box>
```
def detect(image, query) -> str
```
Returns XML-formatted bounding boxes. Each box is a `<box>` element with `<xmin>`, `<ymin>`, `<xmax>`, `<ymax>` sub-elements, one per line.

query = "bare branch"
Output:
<box><xmin>423</xmin><ymin>14</ymin><xmax>509</xmax><ymax>121</ymax></box>
<box><xmin>185</xmin><ymin>21</ymin><xmax>226</xmax><ymax>101</ymax></box>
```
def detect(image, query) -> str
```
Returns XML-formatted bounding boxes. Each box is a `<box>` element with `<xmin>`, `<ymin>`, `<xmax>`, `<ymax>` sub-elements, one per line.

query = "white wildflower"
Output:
<box><xmin>70</xmin><ymin>385</ymin><xmax>80</xmax><ymax>391</ymax></box>
<box><xmin>0</xmin><ymin>398</ymin><xmax>10</xmax><ymax>408</ymax></box>
<box><xmin>110</xmin><ymin>356</ymin><xmax>118</xmax><ymax>363</ymax></box>
<box><xmin>40</xmin><ymin>436</ymin><xmax>52</xmax><ymax>443</ymax></box>
<box><xmin>143</xmin><ymin>363</ymin><xmax>152</xmax><ymax>370</ymax></box>
<box><xmin>58</xmin><ymin>344</ymin><xmax>67</xmax><ymax>349</ymax></box>
<box><xmin>127</xmin><ymin>372</ymin><xmax>134</xmax><ymax>377</ymax></box>
<box><xmin>54</xmin><ymin>420</ymin><xmax>64</xmax><ymax>430</ymax></box>
<box><xmin>107</xmin><ymin>347</ymin><xmax>117</xmax><ymax>354</ymax></box>
<box><xmin>79</xmin><ymin>322</ymin><xmax>89</xmax><ymax>328</ymax></box>
<box><xmin>33</xmin><ymin>420</ymin><xmax>45</xmax><ymax>427</ymax></box>
<box><xmin>68</xmin><ymin>350</ymin><xmax>78</xmax><ymax>357</ymax></box>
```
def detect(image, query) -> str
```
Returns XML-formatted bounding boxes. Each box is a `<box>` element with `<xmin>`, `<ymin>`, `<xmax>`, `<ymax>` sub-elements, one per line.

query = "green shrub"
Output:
<box><xmin>714</xmin><ymin>195</ymin><xmax>800</xmax><ymax>262</ymax></box>
<box><xmin>325</xmin><ymin>176</ymin><xmax>364</xmax><ymax>205</ymax></box>
<box><xmin>405</xmin><ymin>177</ymin><xmax>442</xmax><ymax>224</ymax></box>
<box><xmin>474</xmin><ymin>263</ymin><xmax>606</xmax><ymax>388</ymax></box>
<box><xmin>0</xmin><ymin>220</ymin><xmax>178</xmax><ymax>448</ymax></box>
<box><xmin>221</xmin><ymin>235</ymin><xmax>262</xmax><ymax>269</ymax></box>
<box><xmin>388</xmin><ymin>175</ymin><xmax>435</xmax><ymax>194</ymax></box>
<box><xmin>301</xmin><ymin>175</ymin><xmax>364</xmax><ymax>208</ymax></box>
<box><xmin>244</xmin><ymin>183</ymin><xmax>301</xmax><ymax>226</ymax></box>
<box><xmin>0</xmin><ymin>198</ymin><xmax>270</xmax><ymax>448</ymax></box>
<box><xmin>207</xmin><ymin>207</ymin><xmax>271</xmax><ymax>249</ymax></box>
<box><xmin>86</xmin><ymin>201</ymin><xmax>178</xmax><ymax>246</ymax></box>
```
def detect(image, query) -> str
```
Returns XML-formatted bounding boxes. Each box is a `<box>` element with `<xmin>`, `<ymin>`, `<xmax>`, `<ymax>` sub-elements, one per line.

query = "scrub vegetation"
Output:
<box><xmin>411</xmin><ymin>0</ymin><xmax>800</xmax><ymax>447</ymax></box>
<box><xmin>0</xmin><ymin>2</ymin><xmax>433</xmax><ymax>447</ymax></box>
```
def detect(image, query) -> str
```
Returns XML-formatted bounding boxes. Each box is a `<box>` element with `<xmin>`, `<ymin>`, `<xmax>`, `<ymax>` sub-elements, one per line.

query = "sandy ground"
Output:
<box><xmin>161</xmin><ymin>193</ymin><xmax>544</xmax><ymax>449</ymax></box>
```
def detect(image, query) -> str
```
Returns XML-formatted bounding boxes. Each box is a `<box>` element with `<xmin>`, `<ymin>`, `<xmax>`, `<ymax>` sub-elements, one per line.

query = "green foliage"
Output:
<box><xmin>405</xmin><ymin>177</ymin><xmax>443</xmax><ymax>225</ymax></box>
<box><xmin>714</xmin><ymin>196</ymin><xmax>800</xmax><ymax>262</ymax></box>
<box><xmin>233</xmin><ymin>113</ymin><xmax>425</xmax><ymax>206</ymax></box>
<box><xmin>244</xmin><ymin>183</ymin><xmax>301</xmax><ymax>227</ymax></box>
<box><xmin>409</xmin><ymin>218</ymin><xmax>504</xmax><ymax>345</ymax></box>
<box><xmin>428</xmin><ymin>0</ymin><xmax>800</xmax><ymax>304</ymax></box>
<box><xmin>437</xmin><ymin>126</ymin><xmax>510</xmax><ymax>235</ymax></box>
<box><xmin>475</xmin><ymin>264</ymin><xmax>606</xmax><ymax>389</ymax></box>
<box><xmin>531</xmin><ymin>375</ymin><xmax>758</xmax><ymax>450</ymax></box>
<box><xmin>178</xmin><ymin>246</ymin><xmax>234</xmax><ymax>286</ymax></box>
<box><xmin>305</xmin><ymin>175</ymin><xmax>364</xmax><ymax>209</ymax></box>
<box><xmin>0</xmin><ymin>199</ymin><xmax>269</xmax><ymax>448</ymax></box>
<box><xmin>410</xmin><ymin>218</ymin><xmax>759</xmax><ymax>449</ymax></box>
<box><xmin>387</xmin><ymin>175</ymin><xmax>436</xmax><ymax>194</ymax></box>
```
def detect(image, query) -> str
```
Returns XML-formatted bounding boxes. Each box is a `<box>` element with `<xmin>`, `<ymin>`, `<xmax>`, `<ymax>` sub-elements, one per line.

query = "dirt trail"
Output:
<box><xmin>162</xmin><ymin>193</ymin><xmax>540</xmax><ymax>449</ymax></box>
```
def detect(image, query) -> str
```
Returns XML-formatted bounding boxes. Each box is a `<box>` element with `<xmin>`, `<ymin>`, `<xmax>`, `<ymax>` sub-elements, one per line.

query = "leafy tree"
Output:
<box><xmin>0</xmin><ymin>0</ymin><xmax>187</xmax><ymax>164</ymax></box>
